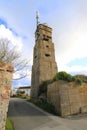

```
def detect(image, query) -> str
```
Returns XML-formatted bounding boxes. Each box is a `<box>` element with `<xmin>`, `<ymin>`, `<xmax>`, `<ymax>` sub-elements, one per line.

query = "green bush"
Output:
<box><xmin>52</xmin><ymin>71</ymin><xmax>84</xmax><ymax>86</ymax></box>
<box><xmin>38</xmin><ymin>80</ymin><xmax>51</xmax><ymax>97</ymax></box>
<box><xmin>53</xmin><ymin>71</ymin><xmax>75</xmax><ymax>82</ymax></box>
<box><xmin>75</xmin><ymin>78</ymin><xmax>82</xmax><ymax>85</ymax></box>
<box><xmin>74</xmin><ymin>75</ymin><xmax>87</xmax><ymax>83</ymax></box>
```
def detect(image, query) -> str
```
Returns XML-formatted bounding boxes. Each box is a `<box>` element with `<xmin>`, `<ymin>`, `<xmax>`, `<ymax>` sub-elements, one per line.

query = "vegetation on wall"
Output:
<box><xmin>52</xmin><ymin>71</ymin><xmax>87</xmax><ymax>85</ymax></box>
<box><xmin>38</xmin><ymin>80</ymin><xmax>51</xmax><ymax>97</ymax></box>
<box><xmin>75</xmin><ymin>75</ymin><xmax>87</xmax><ymax>83</ymax></box>
<box><xmin>53</xmin><ymin>71</ymin><xmax>75</xmax><ymax>82</ymax></box>
<box><xmin>38</xmin><ymin>71</ymin><xmax>87</xmax><ymax>99</ymax></box>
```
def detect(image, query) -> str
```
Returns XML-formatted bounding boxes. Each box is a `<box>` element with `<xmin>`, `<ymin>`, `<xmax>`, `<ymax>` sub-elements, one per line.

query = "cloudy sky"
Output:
<box><xmin>0</xmin><ymin>0</ymin><xmax>87</xmax><ymax>88</ymax></box>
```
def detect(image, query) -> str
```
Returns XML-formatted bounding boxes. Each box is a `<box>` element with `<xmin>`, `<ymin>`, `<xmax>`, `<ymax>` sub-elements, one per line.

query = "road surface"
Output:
<box><xmin>8</xmin><ymin>98</ymin><xmax>87</xmax><ymax>130</ymax></box>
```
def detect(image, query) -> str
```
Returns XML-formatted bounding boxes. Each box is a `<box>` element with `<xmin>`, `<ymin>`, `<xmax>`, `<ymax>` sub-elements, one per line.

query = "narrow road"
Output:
<box><xmin>8</xmin><ymin>98</ymin><xmax>87</xmax><ymax>130</ymax></box>
<box><xmin>8</xmin><ymin>98</ymin><xmax>52</xmax><ymax>130</ymax></box>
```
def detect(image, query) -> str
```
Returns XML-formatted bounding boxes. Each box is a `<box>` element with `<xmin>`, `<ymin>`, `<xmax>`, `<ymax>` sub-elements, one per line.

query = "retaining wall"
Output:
<box><xmin>47</xmin><ymin>80</ymin><xmax>87</xmax><ymax>117</ymax></box>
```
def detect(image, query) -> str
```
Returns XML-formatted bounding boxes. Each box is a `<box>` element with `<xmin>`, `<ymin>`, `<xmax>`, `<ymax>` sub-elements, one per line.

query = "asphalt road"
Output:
<box><xmin>8</xmin><ymin>98</ymin><xmax>52</xmax><ymax>130</ymax></box>
<box><xmin>8</xmin><ymin>98</ymin><xmax>87</xmax><ymax>130</ymax></box>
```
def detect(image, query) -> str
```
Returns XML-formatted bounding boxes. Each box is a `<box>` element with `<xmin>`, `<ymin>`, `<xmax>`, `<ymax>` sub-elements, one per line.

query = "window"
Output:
<box><xmin>34</xmin><ymin>56</ymin><xmax>37</xmax><ymax>59</ymax></box>
<box><xmin>46</xmin><ymin>45</ymin><xmax>49</xmax><ymax>48</ymax></box>
<box><xmin>43</xmin><ymin>38</ymin><xmax>49</xmax><ymax>41</ymax></box>
<box><xmin>47</xmin><ymin>36</ymin><xmax>51</xmax><ymax>39</ymax></box>
<box><xmin>45</xmin><ymin>54</ymin><xmax>50</xmax><ymax>57</ymax></box>
<box><xmin>43</xmin><ymin>35</ymin><xmax>49</xmax><ymax>41</ymax></box>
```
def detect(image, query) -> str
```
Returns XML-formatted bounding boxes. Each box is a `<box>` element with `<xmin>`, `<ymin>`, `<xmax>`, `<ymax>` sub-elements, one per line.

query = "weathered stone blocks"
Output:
<box><xmin>0</xmin><ymin>62</ymin><xmax>14</xmax><ymax>130</ymax></box>
<box><xmin>47</xmin><ymin>80</ymin><xmax>87</xmax><ymax>117</ymax></box>
<box><xmin>31</xmin><ymin>24</ymin><xmax>58</xmax><ymax>99</ymax></box>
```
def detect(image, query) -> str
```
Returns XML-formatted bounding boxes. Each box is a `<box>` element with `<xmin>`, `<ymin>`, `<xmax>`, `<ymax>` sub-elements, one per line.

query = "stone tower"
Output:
<box><xmin>31</xmin><ymin>24</ymin><xmax>58</xmax><ymax>99</ymax></box>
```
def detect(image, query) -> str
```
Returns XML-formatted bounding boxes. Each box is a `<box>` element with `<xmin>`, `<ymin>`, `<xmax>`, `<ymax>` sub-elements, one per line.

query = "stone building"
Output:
<box><xmin>31</xmin><ymin>24</ymin><xmax>58</xmax><ymax>99</ymax></box>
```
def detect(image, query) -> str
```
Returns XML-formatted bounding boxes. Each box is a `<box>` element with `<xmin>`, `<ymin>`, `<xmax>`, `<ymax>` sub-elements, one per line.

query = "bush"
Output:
<box><xmin>52</xmin><ymin>71</ymin><xmax>84</xmax><ymax>86</ymax></box>
<box><xmin>75</xmin><ymin>78</ymin><xmax>82</xmax><ymax>85</ymax></box>
<box><xmin>75</xmin><ymin>75</ymin><xmax>87</xmax><ymax>83</ymax></box>
<box><xmin>38</xmin><ymin>80</ymin><xmax>51</xmax><ymax>97</ymax></box>
<box><xmin>53</xmin><ymin>71</ymin><xmax>75</xmax><ymax>82</ymax></box>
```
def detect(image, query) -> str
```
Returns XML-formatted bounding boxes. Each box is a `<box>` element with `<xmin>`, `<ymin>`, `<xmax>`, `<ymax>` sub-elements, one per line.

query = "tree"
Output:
<box><xmin>0</xmin><ymin>38</ymin><xmax>31</xmax><ymax>80</ymax></box>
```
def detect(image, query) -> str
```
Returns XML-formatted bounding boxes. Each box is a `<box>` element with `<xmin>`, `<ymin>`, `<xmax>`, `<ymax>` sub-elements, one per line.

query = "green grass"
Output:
<box><xmin>6</xmin><ymin>118</ymin><xmax>13</xmax><ymax>130</ymax></box>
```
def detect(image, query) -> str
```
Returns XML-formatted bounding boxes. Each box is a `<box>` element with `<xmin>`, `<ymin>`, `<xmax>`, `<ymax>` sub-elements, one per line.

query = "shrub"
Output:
<box><xmin>75</xmin><ymin>75</ymin><xmax>87</xmax><ymax>83</ymax></box>
<box><xmin>75</xmin><ymin>78</ymin><xmax>82</xmax><ymax>85</ymax></box>
<box><xmin>38</xmin><ymin>80</ymin><xmax>51</xmax><ymax>97</ymax></box>
<box><xmin>53</xmin><ymin>71</ymin><xmax>75</xmax><ymax>82</ymax></box>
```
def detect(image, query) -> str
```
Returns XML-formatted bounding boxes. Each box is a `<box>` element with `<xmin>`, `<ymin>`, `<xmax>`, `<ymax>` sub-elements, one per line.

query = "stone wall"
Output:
<box><xmin>0</xmin><ymin>62</ymin><xmax>14</xmax><ymax>130</ymax></box>
<box><xmin>47</xmin><ymin>80</ymin><xmax>87</xmax><ymax>117</ymax></box>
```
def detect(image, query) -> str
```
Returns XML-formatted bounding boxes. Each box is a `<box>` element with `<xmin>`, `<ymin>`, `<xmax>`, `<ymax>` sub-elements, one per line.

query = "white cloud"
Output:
<box><xmin>0</xmin><ymin>24</ymin><xmax>23</xmax><ymax>52</ymax></box>
<box><xmin>13</xmin><ymin>69</ymin><xmax>31</xmax><ymax>80</ymax></box>
<box><xmin>13</xmin><ymin>73</ymin><xmax>20</xmax><ymax>79</ymax></box>
<box><xmin>55</xmin><ymin>21</ymin><xmax>87</xmax><ymax>64</ymax></box>
<box><xmin>53</xmin><ymin>15</ymin><xmax>87</xmax><ymax>75</ymax></box>
<box><xmin>0</xmin><ymin>24</ymin><xmax>30</xmax><ymax>81</ymax></box>
<box><xmin>22</xmin><ymin>70</ymin><xmax>31</xmax><ymax>80</ymax></box>
<box><xmin>59</xmin><ymin>64</ymin><xmax>87</xmax><ymax>75</ymax></box>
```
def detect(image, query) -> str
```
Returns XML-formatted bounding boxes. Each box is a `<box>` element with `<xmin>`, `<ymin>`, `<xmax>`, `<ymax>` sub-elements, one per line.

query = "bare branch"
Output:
<box><xmin>0</xmin><ymin>38</ymin><xmax>31</xmax><ymax>80</ymax></box>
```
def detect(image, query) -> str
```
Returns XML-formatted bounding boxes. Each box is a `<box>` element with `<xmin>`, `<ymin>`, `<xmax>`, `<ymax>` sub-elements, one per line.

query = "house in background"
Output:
<box><xmin>17</xmin><ymin>86</ymin><xmax>31</xmax><ymax>96</ymax></box>
<box><xmin>12</xmin><ymin>88</ymin><xmax>19</xmax><ymax>96</ymax></box>
<box><xmin>12</xmin><ymin>86</ymin><xmax>31</xmax><ymax>96</ymax></box>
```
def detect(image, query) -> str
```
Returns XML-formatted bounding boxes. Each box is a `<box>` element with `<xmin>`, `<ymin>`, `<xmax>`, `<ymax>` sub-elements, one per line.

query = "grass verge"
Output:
<box><xmin>6</xmin><ymin>118</ymin><xmax>13</xmax><ymax>130</ymax></box>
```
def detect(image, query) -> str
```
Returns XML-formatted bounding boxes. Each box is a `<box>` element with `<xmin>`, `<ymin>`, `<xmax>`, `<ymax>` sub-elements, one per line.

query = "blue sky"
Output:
<box><xmin>0</xmin><ymin>0</ymin><xmax>87</xmax><ymax>88</ymax></box>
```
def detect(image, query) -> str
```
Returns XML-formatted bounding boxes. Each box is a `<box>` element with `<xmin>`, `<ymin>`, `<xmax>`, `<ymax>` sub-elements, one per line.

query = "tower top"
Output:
<box><xmin>37</xmin><ymin>24</ymin><xmax>52</xmax><ymax>32</ymax></box>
